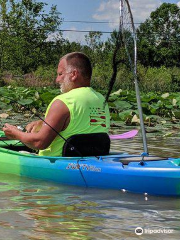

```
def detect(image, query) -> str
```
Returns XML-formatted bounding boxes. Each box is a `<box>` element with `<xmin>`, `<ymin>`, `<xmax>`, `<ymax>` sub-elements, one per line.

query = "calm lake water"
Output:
<box><xmin>0</xmin><ymin>132</ymin><xmax>180</xmax><ymax>240</ymax></box>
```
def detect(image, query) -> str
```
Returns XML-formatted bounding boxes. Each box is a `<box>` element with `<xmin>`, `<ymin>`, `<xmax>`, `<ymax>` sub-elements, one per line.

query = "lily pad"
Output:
<box><xmin>131</xmin><ymin>114</ymin><xmax>140</xmax><ymax>124</ymax></box>
<box><xmin>0</xmin><ymin>102</ymin><xmax>8</xmax><ymax>109</ymax></box>
<box><xmin>40</xmin><ymin>92</ymin><xmax>56</xmax><ymax>104</ymax></box>
<box><xmin>161</xmin><ymin>93</ymin><xmax>170</xmax><ymax>99</ymax></box>
<box><xmin>110</xmin><ymin>89</ymin><xmax>123</xmax><ymax>96</ymax></box>
<box><xmin>111</xmin><ymin>113</ymin><xmax>122</xmax><ymax>121</ymax></box>
<box><xmin>0</xmin><ymin>113</ymin><xmax>9</xmax><ymax>119</ymax></box>
<box><xmin>118</xmin><ymin>110</ymin><xmax>132</xmax><ymax>122</ymax></box>
<box><xmin>163</xmin><ymin>132</ymin><xmax>173</xmax><ymax>137</ymax></box>
<box><xmin>114</xmin><ymin>100</ymin><xmax>132</xmax><ymax>111</ymax></box>
<box><xmin>18</xmin><ymin>99</ymin><xmax>33</xmax><ymax>105</ymax></box>
<box><xmin>173</xmin><ymin>111</ymin><xmax>180</xmax><ymax>119</ymax></box>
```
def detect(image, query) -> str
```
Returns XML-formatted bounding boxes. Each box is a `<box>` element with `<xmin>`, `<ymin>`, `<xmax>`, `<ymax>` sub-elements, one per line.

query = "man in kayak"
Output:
<box><xmin>3</xmin><ymin>52</ymin><xmax>110</xmax><ymax>156</ymax></box>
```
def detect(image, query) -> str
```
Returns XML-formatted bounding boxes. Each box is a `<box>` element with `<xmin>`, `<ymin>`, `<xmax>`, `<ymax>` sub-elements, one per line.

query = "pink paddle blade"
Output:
<box><xmin>109</xmin><ymin>130</ymin><xmax>138</xmax><ymax>140</ymax></box>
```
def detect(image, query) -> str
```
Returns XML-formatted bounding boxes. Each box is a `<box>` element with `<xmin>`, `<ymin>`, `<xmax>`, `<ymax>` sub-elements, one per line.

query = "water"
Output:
<box><xmin>0</xmin><ymin>134</ymin><xmax>180</xmax><ymax>239</ymax></box>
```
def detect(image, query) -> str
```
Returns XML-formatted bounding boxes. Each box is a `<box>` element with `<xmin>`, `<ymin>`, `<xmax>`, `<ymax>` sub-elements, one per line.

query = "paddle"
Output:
<box><xmin>0</xmin><ymin>129</ymin><xmax>138</xmax><ymax>141</ymax></box>
<box><xmin>109</xmin><ymin>129</ymin><xmax>138</xmax><ymax>140</ymax></box>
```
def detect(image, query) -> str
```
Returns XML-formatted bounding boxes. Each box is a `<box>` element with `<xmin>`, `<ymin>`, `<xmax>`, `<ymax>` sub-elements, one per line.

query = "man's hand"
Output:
<box><xmin>3</xmin><ymin>123</ymin><xmax>21</xmax><ymax>140</ymax></box>
<box><xmin>26</xmin><ymin>120</ymin><xmax>43</xmax><ymax>133</ymax></box>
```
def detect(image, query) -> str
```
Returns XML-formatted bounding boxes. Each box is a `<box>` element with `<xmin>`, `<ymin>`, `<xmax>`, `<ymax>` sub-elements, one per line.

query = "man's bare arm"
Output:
<box><xmin>3</xmin><ymin>100</ymin><xmax>70</xmax><ymax>150</ymax></box>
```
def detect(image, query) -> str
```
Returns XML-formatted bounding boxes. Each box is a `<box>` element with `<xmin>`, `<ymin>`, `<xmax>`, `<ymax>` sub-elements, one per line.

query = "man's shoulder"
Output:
<box><xmin>52</xmin><ymin>88</ymin><xmax>105</xmax><ymax>101</ymax></box>
<box><xmin>53</xmin><ymin>93</ymin><xmax>68</xmax><ymax>101</ymax></box>
<box><xmin>91</xmin><ymin>88</ymin><xmax>106</xmax><ymax>99</ymax></box>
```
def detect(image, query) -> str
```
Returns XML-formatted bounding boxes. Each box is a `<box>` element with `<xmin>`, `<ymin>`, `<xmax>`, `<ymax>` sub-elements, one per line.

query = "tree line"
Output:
<box><xmin>0</xmin><ymin>0</ymin><xmax>180</xmax><ymax>91</ymax></box>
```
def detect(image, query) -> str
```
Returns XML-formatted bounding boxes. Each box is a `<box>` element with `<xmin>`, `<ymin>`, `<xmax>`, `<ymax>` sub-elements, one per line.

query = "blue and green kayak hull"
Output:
<box><xmin>0</xmin><ymin>141</ymin><xmax>180</xmax><ymax>196</ymax></box>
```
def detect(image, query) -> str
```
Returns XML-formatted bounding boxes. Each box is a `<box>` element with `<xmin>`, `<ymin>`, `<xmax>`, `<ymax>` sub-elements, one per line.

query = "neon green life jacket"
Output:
<box><xmin>39</xmin><ymin>87</ymin><xmax>110</xmax><ymax>157</ymax></box>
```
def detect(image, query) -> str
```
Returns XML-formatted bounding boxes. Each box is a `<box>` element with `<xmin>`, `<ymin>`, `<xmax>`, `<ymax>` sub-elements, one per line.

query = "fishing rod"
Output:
<box><xmin>119</xmin><ymin>0</ymin><xmax>148</xmax><ymax>156</ymax></box>
<box><xmin>105</xmin><ymin>0</ymin><xmax>148</xmax><ymax>157</ymax></box>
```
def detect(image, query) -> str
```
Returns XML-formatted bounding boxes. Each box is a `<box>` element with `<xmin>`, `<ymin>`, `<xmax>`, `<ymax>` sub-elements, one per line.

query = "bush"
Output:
<box><xmin>91</xmin><ymin>64</ymin><xmax>180</xmax><ymax>93</ymax></box>
<box><xmin>92</xmin><ymin>64</ymin><xmax>134</xmax><ymax>91</ymax></box>
<box><xmin>115</xmin><ymin>66</ymin><xmax>134</xmax><ymax>90</ymax></box>
<box><xmin>1</xmin><ymin>64</ymin><xmax>180</xmax><ymax>93</ymax></box>
<box><xmin>0</xmin><ymin>66</ymin><xmax>57</xmax><ymax>87</ymax></box>
<box><xmin>91</xmin><ymin>62</ymin><xmax>112</xmax><ymax>90</ymax></box>
<box><xmin>170</xmin><ymin>67</ymin><xmax>180</xmax><ymax>92</ymax></box>
<box><xmin>34</xmin><ymin>66</ymin><xmax>57</xmax><ymax>86</ymax></box>
<box><xmin>138</xmin><ymin>65</ymin><xmax>172</xmax><ymax>92</ymax></box>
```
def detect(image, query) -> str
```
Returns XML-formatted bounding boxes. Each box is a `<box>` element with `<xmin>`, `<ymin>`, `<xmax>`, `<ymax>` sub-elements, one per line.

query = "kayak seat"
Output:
<box><xmin>62</xmin><ymin>133</ymin><xmax>110</xmax><ymax>157</ymax></box>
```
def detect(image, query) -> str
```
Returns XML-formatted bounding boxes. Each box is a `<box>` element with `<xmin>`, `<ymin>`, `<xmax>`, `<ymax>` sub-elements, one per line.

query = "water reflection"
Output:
<box><xmin>0</xmin><ymin>133</ymin><xmax>180</xmax><ymax>239</ymax></box>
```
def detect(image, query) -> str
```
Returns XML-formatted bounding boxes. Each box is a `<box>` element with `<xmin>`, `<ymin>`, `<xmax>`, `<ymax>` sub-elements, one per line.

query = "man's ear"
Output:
<box><xmin>70</xmin><ymin>69</ymin><xmax>78</xmax><ymax>82</ymax></box>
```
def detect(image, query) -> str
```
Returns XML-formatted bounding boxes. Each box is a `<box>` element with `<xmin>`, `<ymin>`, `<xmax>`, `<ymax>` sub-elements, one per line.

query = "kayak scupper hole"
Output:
<box><xmin>49</xmin><ymin>159</ymin><xmax>56</xmax><ymax>164</ymax></box>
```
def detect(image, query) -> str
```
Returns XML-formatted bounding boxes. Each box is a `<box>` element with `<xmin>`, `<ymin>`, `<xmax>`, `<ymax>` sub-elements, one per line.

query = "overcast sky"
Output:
<box><xmin>42</xmin><ymin>0</ymin><xmax>180</xmax><ymax>43</ymax></box>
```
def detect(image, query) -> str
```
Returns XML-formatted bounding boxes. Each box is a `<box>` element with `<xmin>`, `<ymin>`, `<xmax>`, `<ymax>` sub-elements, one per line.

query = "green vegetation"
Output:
<box><xmin>0</xmin><ymin>86</ymin><xmax>59</xmax><ymax>113</ymax></box>
<box><xmin>0</xmin><ymin>86</ymin><xmax>179</xmax><ymax>133</ymax></box>
<box><xmin>137</xmin><ymin>3</ymin><xmax>180</xmax><ymax>68</ymax></box>
<box><xmin>0</xmin><ymin>1</ymin><xmax>180</xmax><ymax>134</ymax></box>
<box><xmin>109</xmin><ymin>89</ymin><xmax>180</xmax><ymax>125</ymax></box>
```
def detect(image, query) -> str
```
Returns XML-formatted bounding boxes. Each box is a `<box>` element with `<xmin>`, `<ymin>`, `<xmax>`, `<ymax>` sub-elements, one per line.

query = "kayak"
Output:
<box><xmin>0</xmin><ymin>136</ymin><xmax>180</xmax><ymax>196</ymax></box>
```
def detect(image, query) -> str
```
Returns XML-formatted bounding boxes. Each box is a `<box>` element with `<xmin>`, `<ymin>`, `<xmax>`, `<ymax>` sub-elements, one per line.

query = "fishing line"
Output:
<box><xmin>0</xmin><ymin>136</ymin><xmax>11</xmax><ymax>146</ymax></box>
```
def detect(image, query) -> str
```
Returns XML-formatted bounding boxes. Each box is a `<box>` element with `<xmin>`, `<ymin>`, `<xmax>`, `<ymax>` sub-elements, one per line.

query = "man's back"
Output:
<box><xmin>39</xmin><ymin>87</ymin><xmax>110</xmax><ymax>157</ymax></box>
